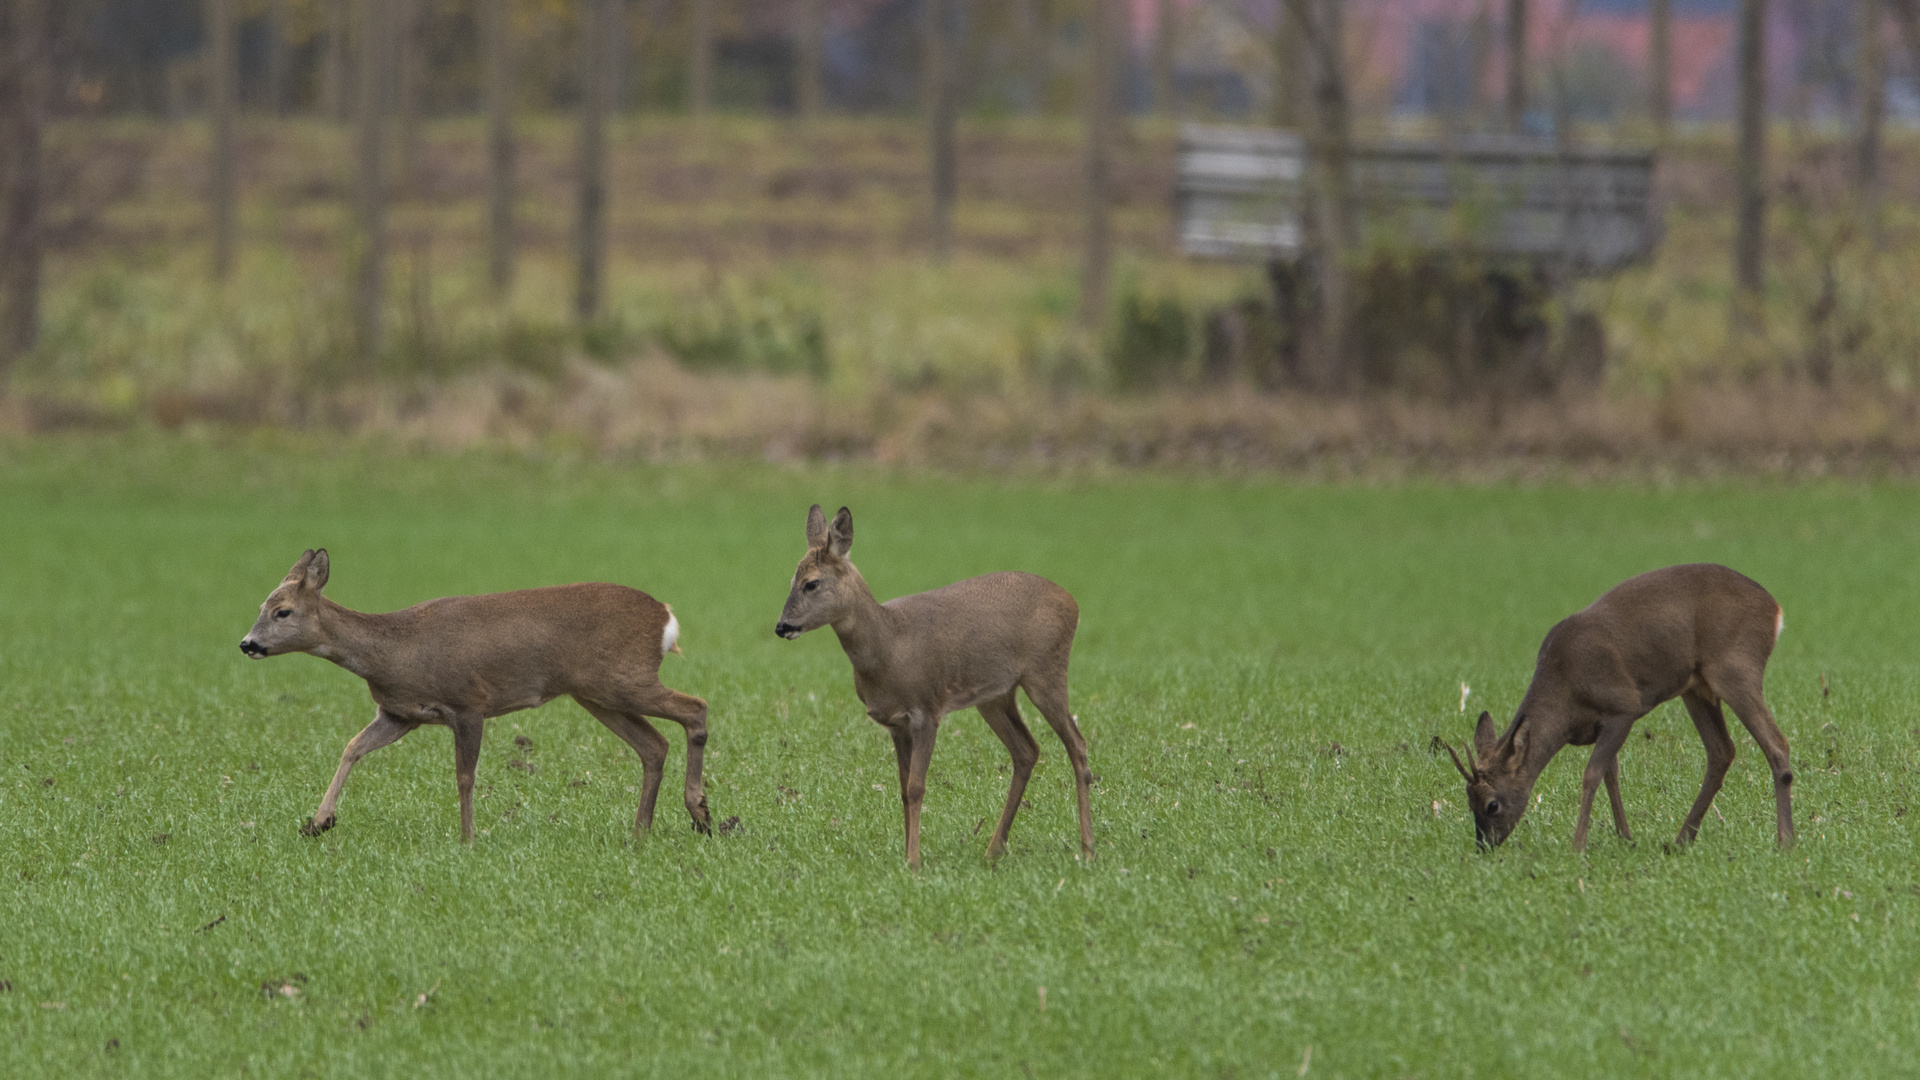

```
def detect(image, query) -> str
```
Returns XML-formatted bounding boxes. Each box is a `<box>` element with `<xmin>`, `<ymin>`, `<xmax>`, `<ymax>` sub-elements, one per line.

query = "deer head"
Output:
<box><xmin>240</xmin><ymin>549</ymin><xmax>330</xmax><ymax>658</ymax></box>
<box><xmin>774</xmin><ymin>505</ymin><xmax>860</xmax><ymax>639</ymax></box>
<box><xmin>1442</xmin><ymin>710</ymin><xmax>1537</xmax><ymax>847</ymax></box>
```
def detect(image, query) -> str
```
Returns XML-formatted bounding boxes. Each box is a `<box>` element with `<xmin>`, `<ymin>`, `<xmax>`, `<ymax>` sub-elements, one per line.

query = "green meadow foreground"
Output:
<box><xmin>2</xmin><ymin>438</ymin><xmax>1916</xmax><ymax>1076</ymax></box>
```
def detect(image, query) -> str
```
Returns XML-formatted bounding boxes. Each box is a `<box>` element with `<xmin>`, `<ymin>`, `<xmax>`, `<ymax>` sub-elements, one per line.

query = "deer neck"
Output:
<box><xmin>828</xmin><ymin>570</ymin><xmax>895</xmax><ymax>678</ymax></box>
<box><xmin>308</xmin><ymin>599</ymin><xmax>399</xmax><ymax>683</ymax></box>
<box><xmin>1506</xmin><ymin>700</ymin><xmax>1576</xmax><ymax>790</ymax></box>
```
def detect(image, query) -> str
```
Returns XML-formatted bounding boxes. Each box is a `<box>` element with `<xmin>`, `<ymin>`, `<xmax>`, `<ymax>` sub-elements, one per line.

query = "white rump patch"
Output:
<box><xmin>1775</xmin><ymin>607</ymin><xmax>1785</xmax><ymax>642</ymax></box>
<box><xmin>662</xmin><ymin>610</ymin><xmax>682</xmax><ymax>656</ymax></box>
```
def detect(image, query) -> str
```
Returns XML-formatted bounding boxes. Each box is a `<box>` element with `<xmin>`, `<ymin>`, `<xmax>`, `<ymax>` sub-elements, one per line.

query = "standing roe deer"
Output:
<box><xmin>239</xmin><ymin>549</ymin><xmax>711</xmax><ymax>841</ymax></box>
<box><xmin>775</xmin><ymin>505</ymin><xmax>1092</xmax><ymax>869</ymax></box>
<box><xmin>1440</xmin><ymin>563</ymin><xmax>1794</xmax><ymax>850</ymax></box>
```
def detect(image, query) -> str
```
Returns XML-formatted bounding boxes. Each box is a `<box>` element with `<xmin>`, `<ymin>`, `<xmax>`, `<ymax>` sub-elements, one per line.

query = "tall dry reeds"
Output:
<box><xmin>12</xmin><ymin>359</ymin><xmax>1920</xmax><ymax>479</ymax></box>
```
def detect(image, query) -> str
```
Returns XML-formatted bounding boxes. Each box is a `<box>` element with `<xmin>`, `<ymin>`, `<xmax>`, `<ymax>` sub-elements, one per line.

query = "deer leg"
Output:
<box><xmin>1602</xmin><ymin>756</ymin><xmax>1632</xmax><ymax>841</ymax></box>
<box><xmin>1573</xmin><ymin>761</ymin><xmax>1600</xmax><ymax>853</ymax></box>
<box><xmin>1713</xmin><ymin>674</ymin><xmax>1796</xmax><ymax>848</ymax></box>
<box><xmin>630</xmin><ymin>685</ymin><xmax>712</xmax><ymax>835</ymax></box>
<box><xmin>580</xmin><ymin>703</ymin><xmax>669</xmax><ymax>834</ymax></box>
<box><xmin>307</xmin><ymin>709</ymin><xmax>416</xmax><ymax>836</ymax></box>
<box><xmin>1677</xmin><ymin>690</ymin><xmax>1737</xmax><ymax>845</ymax></box>
<box><xmin>903</xmin><ymin>712</ymin><xmax>941</xmax><ymax>870</ymax></box>
<box><xmin>1572</xmin><ymin>727</ymin><xmax>1633</xmax><ymax>852</ymax></box>
<box><xmin>976</xmin><ymin>693</ymin><xmax>1040</xmax><ymax>861</ymax></box>
<box><xmin>889</xmin><ymin>727</ymin><xmax>912</xmax><ymax>832</ymax></box>
<box><xmin>452</xmin><ymin>715</ymin><xmax>484</xmax><ymax>842</ymax></box>
<box><xmin>1022</xmin><ymin>675</ymin><xmax>1095</xmax><ymax>860</ymax></box>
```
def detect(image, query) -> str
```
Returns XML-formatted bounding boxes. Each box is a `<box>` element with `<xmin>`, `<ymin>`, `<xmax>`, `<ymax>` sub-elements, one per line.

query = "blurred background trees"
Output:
<box><xmin>1</xmin><ymin>0</ymin><xmax>1919</xmax><ymax>411</ymax></box>
<box><xmin>1</xmin><ymin>0</ymin><xmax>49</xmax><ymax>373</ymax></box>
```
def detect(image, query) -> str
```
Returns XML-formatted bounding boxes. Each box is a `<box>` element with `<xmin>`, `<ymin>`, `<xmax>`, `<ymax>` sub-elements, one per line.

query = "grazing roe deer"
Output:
<box><xmin>1441</xmin><ymin>563</ymin><xmax>1794</xmax><ymax>850</ymax></box>
<box><xmin>775</xmin><ymin>505</ymin><xmax>1092</xmax><ymax>869</ymax></box>
<box><xmin>239</xmin><ymin>549</ymin><xmax>711</xmax><ymax>841</ymax></box>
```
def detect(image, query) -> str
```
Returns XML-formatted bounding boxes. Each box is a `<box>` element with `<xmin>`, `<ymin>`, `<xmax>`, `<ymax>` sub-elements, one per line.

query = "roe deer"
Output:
<box><xmin>1440</xmin><ymin>563</ymin><xmax>1794</xmax><ymax>850</ymax></box>
<box><xmin>775</xmin><ymin>505</ymin><xmax>1091</xmax><ymax>869</ymax></box>
<box><xmin>239</xmin><ymin>549</ymin><xmax>711</xmax><ymax>841</ymax></box>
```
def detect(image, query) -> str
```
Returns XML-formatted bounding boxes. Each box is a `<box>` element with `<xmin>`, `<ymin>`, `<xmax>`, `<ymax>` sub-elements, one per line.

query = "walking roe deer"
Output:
<box><xmin>239</xmin><ymin>549</ymin><xmax>712</xmax><ymax>841</ymax></box>
<box><xmin>1440</xmin><ymin>563</ymin><xmax>1795</xmax><ymax>851</ymax></box>
<box><xmin>775</xmin><ymin>505</ymin><xmax>1092</xmax><ymax>869</ymax></box>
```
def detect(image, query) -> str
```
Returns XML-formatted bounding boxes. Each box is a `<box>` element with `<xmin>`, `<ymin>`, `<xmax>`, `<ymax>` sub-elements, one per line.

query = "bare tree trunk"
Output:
<box><xmin>1733</xmin><ymin>0</ymin><xmax>1766</xmax><ymax>320</ymax></box>
<box><xmin>1892</xmin><ymin>0</ymin><xmax>1920</xmax><ymax>62</ymax></box>
<box><xmin>484</xmin><ymin>0</ymin><xmax>515</xmax><ymax>294</ymax></box>
<box><xmin>266</xmin><ymin>0</ymin><xmax>287</xmax><ymax>117</ymax></box>
<box><xmin>353</xmin><ymin>0</ymin><xmax>391</xmax><ymax>363</ymax></box>
<box><xmin>1080</xmin><ymin>0</ymin><xmax>1114</xmax><ymax>329</ymax></box>
<box><xmin>1</xmin><ymin>0</ymin><xmax>48</xmax><ymax>369</ymax></box>
<box><xmin>797</xmin><ymin>0</ymin><xmax>824</xmax><ymax>119</ymax></box>
<box><xmin>1505</xmin><ymin>0</ymin><xmax>1526</xmax><ymax>131</ymax></box>
<box><xmin>1274</xmin><ymin>0</ymin><xmax>1305</xmax><ymax>127</ymax></box>
<box><xmin>208</xmin><ymin>0</ymin><xmax>238</xmax><ymax>280</ymax></box>
<box><xmin>395</xmin><ymin>0</ymin><xmax>421</xmax><ymax>198</ymax></box>
<box><xmin>608</xmin><ymin>0</ymin><xmax>628</xmax><ymax>114</ymax></box>
<box><xmin>576</xmin><ymin>0</ymin><xmax>615</xmax><ymax>322</ymax></box>
<box><xmin>1857</xmin><ymin>0</ymin><xmax>1885</xmax><ymax>212</ymax></box>
<box><xmin>1649</xmin><ymin>0</ymin><xmax>1670</xmax><ymax>136</ymax></box>
<box><xmin>1280</xmin><ymin>0</ymin><xmax>1352</xmax><ymax>389</ymax></box>
<box><xmin>1015</xmin><ymin>0</ymin><xmax>1045</xmax><ymax>115</ymax></box>
<box><xmin>323</xmin><ymin>0</ymin><xmax>348</xmax><ymax>121</ymax></box>
<box><xmin>1308</xmin><ymin>0</ymin><xmax>1352</xmax><ymax>389</ymax></box>
<box><xmin>688</xmin><ymin>0</ymin><xmax>712</xmax><ymax>118</ymax></box>
<box><xmin>1154</xmin><ymin>0</ymin><xmax>1176</xmax><ymax>119</ymax></box>
<box><xmin>1469</xmin><ymin>0</ymin><xmax>1491</xmax><ymax>120</ymax></box>
<box><xmin>1881</xmin><ymin>0</ymin><xmax>1920</xmax><ymax>236</ymax></box>
<box><xmin>926</xmin><ymin>0</ymin><xmax>957</xmax><ymax>262</ymax></box>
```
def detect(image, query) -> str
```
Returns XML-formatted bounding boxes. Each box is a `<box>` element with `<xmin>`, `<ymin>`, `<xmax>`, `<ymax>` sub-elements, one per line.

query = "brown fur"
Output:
<box><xmin>1444</xmin><ymin>563</ymin><xmax>1794</xmax><ymax>850</ymax></box>
<box><xmin>240</xmin><ymin>549</ymin><xmax>711</xmax><ymax>841</ymax></box>
<box><xmin>776</xmin><ymin>505</ymin><xmax>1091</xmax><ymax>868</ymax></box>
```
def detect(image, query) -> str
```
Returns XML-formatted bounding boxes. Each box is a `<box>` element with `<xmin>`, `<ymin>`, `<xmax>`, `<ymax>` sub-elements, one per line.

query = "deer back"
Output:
<box><xmin>347</xmin><ymin>583</ymin><xmax>676</xmax><ymax>716</ymax></box>
<box><xmin>1518</xmin><ymin>563</ymin><xmax>1781</xmax><ymax>733</ymax></box>
<box><xmin>848</xmin><ymin>568</ymin><xmax>1075</xmax><ymax>711</ymax></box>
<box><xmin>1457</xmin><ymin>563</ymin><xmax>1782</xmax><ymax>845</ymax></box>
<box><xmin>879</xmin><ymin>571</ymin><xmax>1078</xmax><ymax>685</ymax></box>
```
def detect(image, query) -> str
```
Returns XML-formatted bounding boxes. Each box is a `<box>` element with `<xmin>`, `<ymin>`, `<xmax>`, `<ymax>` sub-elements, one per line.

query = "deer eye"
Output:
<box><xmin>802</xmin><ymin>580</ymin><xmax>820</xmax><ymax>592</ymax></box>
<box><xmin>273</xmin><ymin>608</ymin><xmax>292</xmax><ymax>619</ymax></box>
<box><xmin>1484</xmin><ymin>799</ymin><xmax>1502</xmax><ymax>817</ymax></box>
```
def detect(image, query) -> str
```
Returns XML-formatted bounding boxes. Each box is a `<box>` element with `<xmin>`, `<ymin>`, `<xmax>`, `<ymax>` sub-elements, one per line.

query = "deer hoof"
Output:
<box><xmin>300</xmin><ymin>814</ymin><xmax>336</xmax><ymax>837</ymax></box>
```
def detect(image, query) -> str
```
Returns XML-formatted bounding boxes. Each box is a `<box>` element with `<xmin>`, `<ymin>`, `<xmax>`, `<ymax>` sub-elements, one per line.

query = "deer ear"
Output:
<box><xmin>1473</xmin><ymin>711</ymin><xmax>1497</xmax><ymax>758</ymax></box>
<box><xmin>1507</xmin><ymin>713</ymin><xmax>1530</xmax><ymax>759</ymax></box>
<box><xmin>827</xmin><ymin>506</ymin><xmax>853</xmax><ymax>557</ymax></box>
<box><xmin>303</xmin><ymin>548</ymin><xmax>330</xmax><ymax>592</ymax></box>
<box><xmin>284</xmin><ymin>549</ymin><xmax>316</xmax><ymax>583</ymax></box>
<box><xmin>805</xmin><ymin>504</ymin><xmax>828</xmax><ymax>548</ymax></box>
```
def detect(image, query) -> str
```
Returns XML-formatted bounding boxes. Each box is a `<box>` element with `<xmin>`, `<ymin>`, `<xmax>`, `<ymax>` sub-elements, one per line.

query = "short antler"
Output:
<box><xmin>1438</xmin><ymin>738</ymin><xmax>1477</xmax><ymax>783</ymax></box>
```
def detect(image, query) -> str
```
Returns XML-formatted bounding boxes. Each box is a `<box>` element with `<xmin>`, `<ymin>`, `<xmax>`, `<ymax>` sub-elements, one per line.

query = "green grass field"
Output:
<box><xmin>2</xmin><ymin>437</ymin><xmax>1916</xmax><ymax>1076</ymax></box>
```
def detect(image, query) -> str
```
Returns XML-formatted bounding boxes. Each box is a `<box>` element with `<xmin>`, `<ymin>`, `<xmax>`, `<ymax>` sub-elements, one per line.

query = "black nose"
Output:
<box><xmin>240</xmin><ymin>640</ymin><xmax>267</xmax><ymax>658</ymax></box>
<box><xmin>774</xmin><ymin>622</ymin><xmax>799</xmax><ymax>639</ymax></box>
